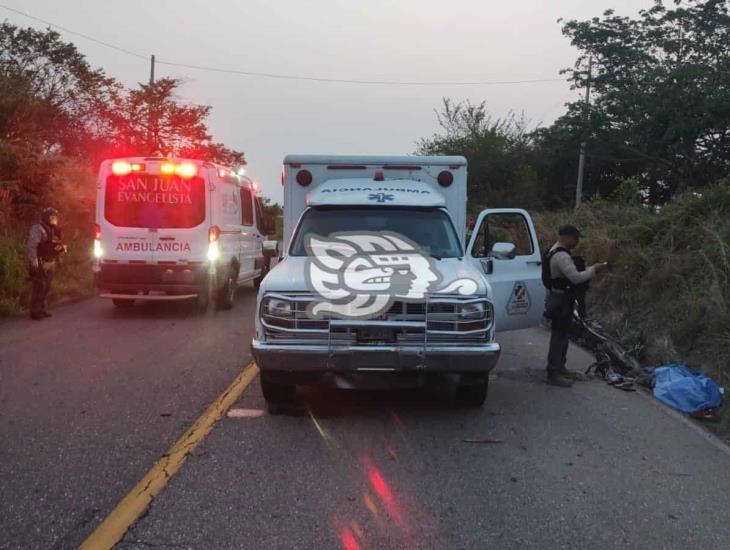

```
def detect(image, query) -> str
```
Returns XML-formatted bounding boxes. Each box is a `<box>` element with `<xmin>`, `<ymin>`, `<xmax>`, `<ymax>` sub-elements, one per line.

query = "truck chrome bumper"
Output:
<box><xmin>251</xmin><ymin>340</ymin><xmax>501</xmax><ymax>375</ymax></box>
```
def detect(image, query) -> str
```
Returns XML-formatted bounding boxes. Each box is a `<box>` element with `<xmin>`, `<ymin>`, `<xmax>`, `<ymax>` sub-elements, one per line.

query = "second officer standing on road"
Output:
<box><xmin>27</xmin><ymin>207</ymin><xmax>66</xmax><ymax>320</ymax></box>
<box><xmin>543</xmin><ymin>224</ymin><xmax>606</xmax><ymax>387</ymax></box>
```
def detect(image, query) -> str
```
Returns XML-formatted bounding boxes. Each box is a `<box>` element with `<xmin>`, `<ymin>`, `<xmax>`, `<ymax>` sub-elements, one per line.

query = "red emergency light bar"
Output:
<box><xmin>296</xmin><ymin>170</ymin><xmax>313</xmax><ymax>186</ymax></box>
<box><xmin>112</xmin><ymin>160</ymin><xmax>197</xmax><ymax>179</ymax></box>
<box><xmin>437</xmin><ymin>170</ymin><xmax>454</xmax><ymax>187</ymax></box>
<box><xmin>111</xmin><ymin>161</ymin><xmax>145</xmax><ymax>176</ymax></box>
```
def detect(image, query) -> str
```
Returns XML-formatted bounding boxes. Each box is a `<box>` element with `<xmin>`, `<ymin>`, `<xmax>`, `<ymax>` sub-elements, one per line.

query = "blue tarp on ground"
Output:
<box><xmin>651</xmin><ymin>364</ymin><xmax>723</xmax><ymax>413</ymax></box>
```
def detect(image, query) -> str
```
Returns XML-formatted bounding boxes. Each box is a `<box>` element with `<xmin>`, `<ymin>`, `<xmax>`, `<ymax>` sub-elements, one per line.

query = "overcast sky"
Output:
<box><xmin>4</xmin><ymin>0</ymin><xmax>653</xmax><ymax>203</ymax></box>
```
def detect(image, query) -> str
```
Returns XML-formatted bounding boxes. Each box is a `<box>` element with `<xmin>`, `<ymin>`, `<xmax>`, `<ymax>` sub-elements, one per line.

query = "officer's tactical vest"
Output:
<box><xmin>37</xmin><ymin>223</ymin><xmax>64</xmax><ymax>262</ymax></box>
<box><xmin>541</xmin><ymin>246</ymin><xmax>572</xmax><ymax>291</ymax></box>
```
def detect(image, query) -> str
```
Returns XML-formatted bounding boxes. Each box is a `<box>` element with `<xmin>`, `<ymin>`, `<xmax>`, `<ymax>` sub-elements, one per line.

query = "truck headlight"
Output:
<box><xmin>459</xmin><ymin>302</ymin><xmax>485</xmax><ymax>320</ymax></box>
<box><xmin>264</xmin><ymin>297</ymin><xmax>293</xmax><ymax>318</ymax></box>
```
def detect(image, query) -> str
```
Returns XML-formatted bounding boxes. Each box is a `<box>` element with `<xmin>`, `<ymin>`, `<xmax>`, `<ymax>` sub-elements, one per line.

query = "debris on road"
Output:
<box><xmin>690</xmin><ymin>409</ymin><xmax>721</xmax><ymax>423</ymax></box>
<box><xmin>576</xmin><ymin>316</ymin><xmax>642</xmax><ymax>378</ymax></box>
<box><xmin>227</xmin><ymin>408</ymin><xmax>267</xmax><ymax>418</ymax></box>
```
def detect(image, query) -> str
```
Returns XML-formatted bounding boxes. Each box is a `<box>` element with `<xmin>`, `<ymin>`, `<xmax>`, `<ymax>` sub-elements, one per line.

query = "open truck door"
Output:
<box><xmin>466</xmin><ymin>208</ymin><xmax>545</xmax><ymax>332</ymax></box>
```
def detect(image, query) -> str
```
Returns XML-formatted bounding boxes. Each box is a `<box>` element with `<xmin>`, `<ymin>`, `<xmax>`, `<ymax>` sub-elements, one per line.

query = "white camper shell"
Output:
<box><xmin>253</xmin><ymin>154</ymin><xmax>545</xmax><ymax>407</ymax></box>
<box><xmin>93</xmin><ymin>156</ymin><xmax>274</xmax><ymax>310</ymax></box>
<box><xmin>281</xmin><ymin>155</ymin><xmax>469</xmax><ymax>250</ymax></box>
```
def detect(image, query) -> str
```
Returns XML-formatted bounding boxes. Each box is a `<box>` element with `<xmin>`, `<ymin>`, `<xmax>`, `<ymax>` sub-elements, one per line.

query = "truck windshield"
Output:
<box><xmin>289</xmin><ymin>207</ymin><xmax>463</xmax><ymax>258</ymax></box>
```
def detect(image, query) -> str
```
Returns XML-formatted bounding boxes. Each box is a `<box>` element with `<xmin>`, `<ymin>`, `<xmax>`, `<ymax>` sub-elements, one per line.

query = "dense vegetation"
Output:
<box><xmin>420</xmin><ymin>0</ymin><xmax>730</xmax><ymax>210</ymax></box>
<box><xmin>418</xmin><ymin>1</ymin><xmax>730</xmax><ymax>398</ymax></box>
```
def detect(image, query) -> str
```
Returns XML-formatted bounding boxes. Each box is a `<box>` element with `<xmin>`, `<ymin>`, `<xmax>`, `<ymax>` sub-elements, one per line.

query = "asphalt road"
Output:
<box><xmin>1</xmin><ymin>291</ymin><xmax>729</xmax><ymax>550</ymax></box>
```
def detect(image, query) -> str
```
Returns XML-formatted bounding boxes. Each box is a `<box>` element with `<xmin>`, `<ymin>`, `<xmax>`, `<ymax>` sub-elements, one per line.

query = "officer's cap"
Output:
<box><xmin>558</xmin><ymin>224</ymin><xmax>584</xmax><ymax>238</ymax></box>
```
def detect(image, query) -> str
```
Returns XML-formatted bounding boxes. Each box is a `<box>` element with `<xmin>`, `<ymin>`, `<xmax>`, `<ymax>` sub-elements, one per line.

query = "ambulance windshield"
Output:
<box><xmin>289</xmin><ymin>206</ymin><xmax>463</xmax><ymax>258</ymax></box>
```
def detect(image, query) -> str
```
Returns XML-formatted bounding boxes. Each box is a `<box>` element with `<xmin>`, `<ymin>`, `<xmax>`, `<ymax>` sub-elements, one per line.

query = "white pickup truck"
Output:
<box><xmin>252</xmin><ymin>155</ymin><xmax>545</xmax><ymax>407</ymax></box>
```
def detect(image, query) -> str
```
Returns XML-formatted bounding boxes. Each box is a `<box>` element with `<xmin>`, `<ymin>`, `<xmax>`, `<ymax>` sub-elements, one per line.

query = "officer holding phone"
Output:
<box><xmin>543</xmin><ymin>224</ymin><xmax>607</xmax><ymax>387</ymax></box>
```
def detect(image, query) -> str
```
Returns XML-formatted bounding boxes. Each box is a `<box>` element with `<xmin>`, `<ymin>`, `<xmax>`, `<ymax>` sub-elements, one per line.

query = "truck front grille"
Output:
<box><xmin>261</xmin><ymin>293</ymin><xmax>492</xmax><ymax>344</ymax></box>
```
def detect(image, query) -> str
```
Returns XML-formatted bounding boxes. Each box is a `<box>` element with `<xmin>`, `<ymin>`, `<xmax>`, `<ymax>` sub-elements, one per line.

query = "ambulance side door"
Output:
<box><xmin>466</xmin><ymin>208</ymin><xmax>545</xmax><ymax>332</ymax></box>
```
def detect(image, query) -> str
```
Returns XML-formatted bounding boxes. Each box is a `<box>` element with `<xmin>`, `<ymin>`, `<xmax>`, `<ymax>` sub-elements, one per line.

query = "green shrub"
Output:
<box><xmin>535</xmin><ymin>180</ymin><xmax>730</xmax><ymax>387</ymax></box>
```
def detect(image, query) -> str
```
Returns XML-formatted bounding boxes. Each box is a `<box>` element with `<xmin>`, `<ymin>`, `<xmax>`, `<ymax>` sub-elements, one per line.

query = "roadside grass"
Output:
<box><xmin>533</xmin><ymin>181</ymin><xmax>730</xmax><ymax>431</ymax></box>
<box><xmin>0</xmin><ymin>232</ymin><xmax>94</xmax><ymax>316</ymax></box>
<box><xmin>0</xmin><ymin>233</ymin><xmax>28</xmax><ymax>315</ymax></box>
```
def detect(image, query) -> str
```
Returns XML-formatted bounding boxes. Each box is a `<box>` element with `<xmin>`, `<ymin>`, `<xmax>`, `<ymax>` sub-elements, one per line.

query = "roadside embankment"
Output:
<box><xmin>533</xmin><ymin>181</ymin><xmax>730</xmax><ymax>431</ymax></box>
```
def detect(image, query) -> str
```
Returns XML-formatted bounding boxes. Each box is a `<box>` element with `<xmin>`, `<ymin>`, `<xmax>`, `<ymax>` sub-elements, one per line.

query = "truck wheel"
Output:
<box><xmin>216</xmin><ymin>269</ymin><xmax>237</xmax><ymax>310</ymax></box>
<box><xmin>112</xmin><ymin>298</ymin><xmax>135</xmax><ymax>309</ymax></box>
<box><xmin>455</xmin><ymin>376</ymin><xmax>489</xmax><ymax>407</ymax></box>
<box><xmin>260</xmin><ymin>374</ymin><xmax>295</xmax><ymax>405</ymax></box>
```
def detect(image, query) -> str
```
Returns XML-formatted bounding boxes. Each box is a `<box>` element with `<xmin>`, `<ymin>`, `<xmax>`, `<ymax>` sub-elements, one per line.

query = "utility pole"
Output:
<box><xmin>149</xmin><ymin>54</ymin><xmax>155</xmax><ymax>85</ymax></box>
<box><xmin>575</xmin><ymin>56</ymin><xmax>592</xmax><ymax>209</ymax></box>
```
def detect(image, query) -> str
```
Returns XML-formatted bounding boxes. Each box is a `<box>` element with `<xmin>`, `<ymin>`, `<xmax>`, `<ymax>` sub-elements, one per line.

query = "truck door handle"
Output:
<box><xmin>527</xmin><ymin>260</ymin><xmax>542</xmax><ymax>266</ymax></box>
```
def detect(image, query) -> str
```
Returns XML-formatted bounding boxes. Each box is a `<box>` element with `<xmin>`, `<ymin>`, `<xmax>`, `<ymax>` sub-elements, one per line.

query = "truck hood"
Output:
<box><xmin>261</xmin><ymin>256</ymin><xmax>490</xmax><ymax>298</ymax></box>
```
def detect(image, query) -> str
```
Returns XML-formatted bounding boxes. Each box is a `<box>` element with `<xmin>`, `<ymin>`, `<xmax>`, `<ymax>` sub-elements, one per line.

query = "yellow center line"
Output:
<box><xmin>80</xmin><ymin>362</ymin><xmax>260</xmax><ymax>550</ymax></box>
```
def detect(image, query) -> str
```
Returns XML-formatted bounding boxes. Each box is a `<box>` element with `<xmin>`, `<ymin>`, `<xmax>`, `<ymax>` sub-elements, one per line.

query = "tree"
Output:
<box><xmin>417</xmin><ymin>99</ymin><xmax>542</xmax><ymax>212</ymax></box>
<box><xmin>556</xmin><ymin>0</ymin><xmax>730</xmax><ymax>203</ymax></box>
<box><xmin>105</xmin><ymin>78</ymin><xmax>245</xmax><ymax>166</ymax></box>
<box><xmin>0</xmin><ymin>22</ymin><xmax>118</xmax><ymax>157</ymax></box>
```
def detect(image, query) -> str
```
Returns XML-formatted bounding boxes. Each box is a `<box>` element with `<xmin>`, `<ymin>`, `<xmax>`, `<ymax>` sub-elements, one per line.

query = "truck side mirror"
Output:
<box><xmin>491</xmin><ymin>242</ymin><xmax>516</xmax><ymax>260</ymax></box>
<box><xmin>263</xmin><ymin>240</ymin><xmax>279</xmax><ymax>258</ymax></box>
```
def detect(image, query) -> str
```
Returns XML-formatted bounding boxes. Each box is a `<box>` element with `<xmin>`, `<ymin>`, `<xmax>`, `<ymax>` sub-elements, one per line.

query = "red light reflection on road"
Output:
<box><xmin>366</xmin><ymin>462</ymin><xmax>407</xmax><ymax>529</ymax></box>
<box><xmin>340</xmin><ymin>527</ymin><xmax>360</xmax><ymax>550</ymax></box>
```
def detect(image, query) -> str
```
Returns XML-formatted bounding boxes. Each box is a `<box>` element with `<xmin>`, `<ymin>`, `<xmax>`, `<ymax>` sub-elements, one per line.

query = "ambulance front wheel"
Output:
<box><xmin>216</xmin><ymin>269</ymin><xmax>237</xmax><ymax>310</ymax></box>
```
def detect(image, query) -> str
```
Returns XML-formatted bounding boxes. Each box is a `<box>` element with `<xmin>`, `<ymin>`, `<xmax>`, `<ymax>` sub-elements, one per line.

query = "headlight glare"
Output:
<box><xmin>207</xmin><ymin>241</ymin><xmax>220</xmax><ymax>262</ymax></box>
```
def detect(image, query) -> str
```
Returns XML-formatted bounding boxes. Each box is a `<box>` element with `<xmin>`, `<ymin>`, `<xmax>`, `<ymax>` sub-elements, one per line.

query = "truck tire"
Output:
<box><xmin>216</xmin><ymin>269</ymin><xmax>237</xmax><ymax>310</ymax></box>
<box><xmin>260</xmin><ymin>374</ymin><xmax>295</xmax><ymax>405</ymax></box>
<box><xmin>455</xmin><ymin>375</ymin><xmax>489</xmax><ymax>407</ymax></box>
<box><xmin>112</xmin><ymin>298</ymin><xmax>135</xmax><ymax>309</ymax></box>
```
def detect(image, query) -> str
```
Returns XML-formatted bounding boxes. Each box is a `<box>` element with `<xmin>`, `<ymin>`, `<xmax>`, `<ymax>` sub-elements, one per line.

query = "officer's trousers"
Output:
<box><xmin>30</xmin><ymin>266</ymin><xmax>53</xmax><ymax>315</ymax></box>
<box><xmin>545</xmin><ymin>291</ymin><xmax>574</xmax><ymax>375</ymax></box>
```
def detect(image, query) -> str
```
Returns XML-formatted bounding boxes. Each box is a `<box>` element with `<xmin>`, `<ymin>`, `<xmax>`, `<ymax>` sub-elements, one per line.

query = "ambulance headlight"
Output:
<box><xmin>207</xmin><ymin>241</ymin><xmax>220</xmax><ymax>262</ymax></box>
<box><xmin>263</xmin><ymin>297</ymin><xmax>293</xmax><ymax>318</ymax></box>
<box><xmin>93</xmin><ymin>240</ymin><xmax>103</xmax><ymax>259</ymax></box>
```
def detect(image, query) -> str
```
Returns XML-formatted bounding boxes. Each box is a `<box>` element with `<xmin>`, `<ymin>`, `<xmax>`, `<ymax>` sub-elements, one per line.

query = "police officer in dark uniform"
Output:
<box><xmin>543</xmin><ymin>224</ymin><xmax>606</xmax><ymax>386</ymax></box>
<box><xmin>27</xmin><ymin>207</ymin><xmax>66</xmax><ymax>320</ymax></box>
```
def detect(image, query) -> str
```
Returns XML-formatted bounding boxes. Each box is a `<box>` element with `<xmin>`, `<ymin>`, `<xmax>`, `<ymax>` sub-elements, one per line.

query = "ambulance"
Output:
<box><xmin>93</xmin><ymin>156</ymin><xmax>275</xmax><ymax>310</ymax></box>
<box><xmin>252</xmin><ymin>154</ymin><xmax>545</xmax><ymax>407</ymax></box>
